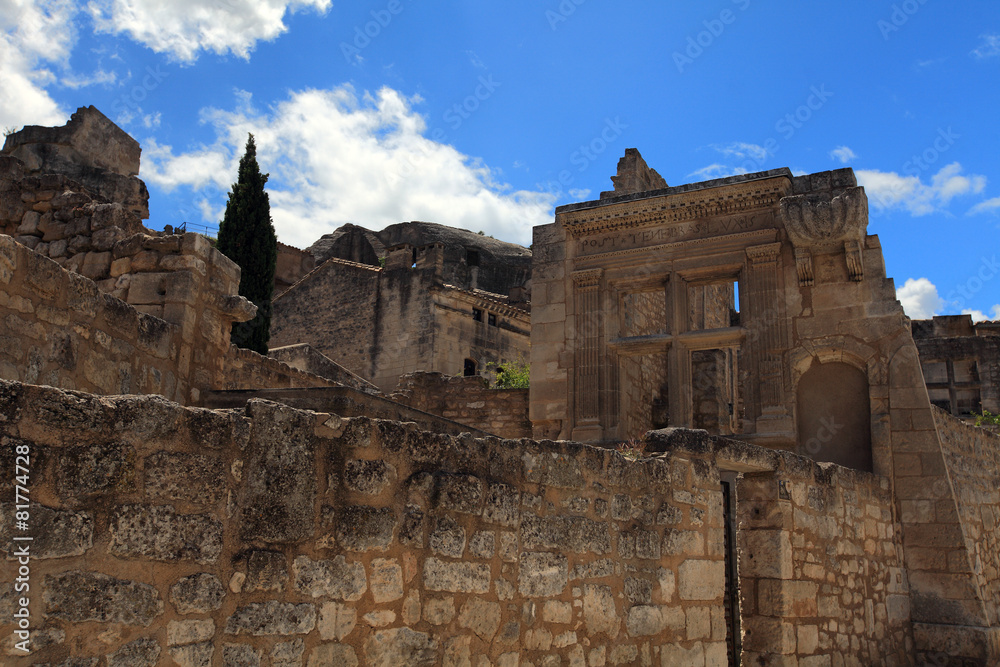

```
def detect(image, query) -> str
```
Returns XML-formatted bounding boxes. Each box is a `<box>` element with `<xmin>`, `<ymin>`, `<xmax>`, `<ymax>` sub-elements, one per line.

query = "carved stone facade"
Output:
<box><xmin>530</xmin><ymin>155</ymin><xmax>1000</xmax><ymax>662</ymax></box>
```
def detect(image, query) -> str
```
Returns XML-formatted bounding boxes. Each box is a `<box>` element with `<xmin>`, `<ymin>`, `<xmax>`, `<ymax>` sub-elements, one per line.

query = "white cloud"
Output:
<box><xmin>969</xmin><ymin>197</ymin><xmax>1000</xmax><ymax>216</ymax></box>
<box><xmin>687</xmin><ymin>163</ymin><xmax>747</xmax><ymax>181</ymax></box>
<box><xmin>856</xmin><ymin>162</ymin><xmax>987</xmax><ymax>216</ymax></box>
<box><xmin>0</xmin><ymin>0</ymin><xmax>76</xmax><ymax>130</ymax></box>
<box><xmin>972</xmin><ymin>34</ymin><xmax>1000</xmax><ymax>59</ymax></box>
<box><xmin>963</xmin><ymin>305</ymin><xmax>1000</xmax><ymax>322</ymax></box>
<box><xmin>829</xmin><ymin>146</ymin><xmax>857</xmax><ymax>164</ymax></box>
<box><xmin>86</xmin><ymin>0</ymin><xmax>331</xmax><ymax>63</ymax></box>
<box><xmin>896</xmin><ymin>277</ymin><xmax>944</xmax><ymax>319</ymax></box>
<box><xmin>711</xmin><ymin>142</ymin><xmax>768</xmax><ymax>162</ymax></box>
<box><xmin>141</xmin><ymin>85</ymin><xmax>556</xmax><ymax>248</ymax></box>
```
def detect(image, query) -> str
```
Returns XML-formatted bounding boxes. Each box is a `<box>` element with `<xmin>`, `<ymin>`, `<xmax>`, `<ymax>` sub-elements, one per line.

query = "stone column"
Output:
<box><xmin>744</xmin><ymin>243</ymin><xmax>791</xmax><ymax>436</ymax></box>
<box><xmin>572</xmin><ymin>268</ymin><xmax>603</xmax><ymax>441</ymax></box>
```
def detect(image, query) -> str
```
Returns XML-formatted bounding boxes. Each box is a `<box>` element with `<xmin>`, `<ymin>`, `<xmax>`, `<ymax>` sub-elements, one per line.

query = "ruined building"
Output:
<box><xmin>0</xmin><ymin>109</ymin><xmax>999</xmax><ymax>666</ymax></box>
<box><xmin>271</xmin><ymin>221</ymin><xmax>532</xmax><ymax>392</ymax></box>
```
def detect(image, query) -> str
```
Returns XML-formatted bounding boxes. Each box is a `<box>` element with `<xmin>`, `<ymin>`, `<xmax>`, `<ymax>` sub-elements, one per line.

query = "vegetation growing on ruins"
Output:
<box><xmin>488</xmin><ymin>356</ymin><xmax>530</xmax><ymax>389</ymax></box>
<box><xmin>975</xmin><ymin>410</ymin><xmax>1000</xmax><ymax>427</ymax></box>
<box><xmin>615</xmin><ymin>437</ymin><xmax>648</xmax><ymax>461</ymax></box>
<box><xmin>217</xmin><ymin>134</ymin><xmax>277</xmax><ymax>354</ymax></box>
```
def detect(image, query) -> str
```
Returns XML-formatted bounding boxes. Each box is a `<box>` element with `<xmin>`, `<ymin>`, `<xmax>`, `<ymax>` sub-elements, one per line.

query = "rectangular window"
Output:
<box><xmin>472</xmin><ymin>308</ymin><xmax>483</xmax><ymax>322</ymax></box>
<box><xmin>488</xmin><ymin>313</ymin><xmax>498</xmax><ymax>327</ymax></box>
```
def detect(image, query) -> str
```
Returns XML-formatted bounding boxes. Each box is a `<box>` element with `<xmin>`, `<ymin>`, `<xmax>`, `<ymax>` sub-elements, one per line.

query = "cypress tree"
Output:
<box><xmin>217</xmin><ymin>133</ymin><xmax>277</xmax><ymax>354</ymax></box>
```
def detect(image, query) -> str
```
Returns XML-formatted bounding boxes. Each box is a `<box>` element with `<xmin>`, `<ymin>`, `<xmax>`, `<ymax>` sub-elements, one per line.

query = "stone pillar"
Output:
<box><xmin>572</xmin><ymin>268</ymin><xmax>603</xmax><ymax>441</ymax></box>
<box><xmin>745</xmin><ymin>243</ymin><xmax>791</xmax><ymax>436</ymax></box>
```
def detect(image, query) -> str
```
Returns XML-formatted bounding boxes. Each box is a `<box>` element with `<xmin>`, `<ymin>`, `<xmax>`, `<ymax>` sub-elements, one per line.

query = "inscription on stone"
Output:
<box><xmin>579</xmin><ymin>211</ymin><xmax>773</xmax><ymax>255</ymax></box>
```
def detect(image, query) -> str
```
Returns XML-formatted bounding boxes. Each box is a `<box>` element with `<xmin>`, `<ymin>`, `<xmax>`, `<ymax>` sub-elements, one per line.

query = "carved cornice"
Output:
<box><xmin>558</xmin><ymin>177</ymin><xmax>791</xmax><ymax>237</ymax></box>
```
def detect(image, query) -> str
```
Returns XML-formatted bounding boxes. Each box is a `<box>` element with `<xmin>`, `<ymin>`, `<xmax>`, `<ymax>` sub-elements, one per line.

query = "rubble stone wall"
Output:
<box><xmin>391</xmin><ymin>372</ymin><xmax>531</xmax><ymax>439</ymax></box>
<box><xmin>735</xmin><ymin>451</ymin><xmax>913</xmax><ymax>666</ymax></box>
<box><xmin>0</xmin><ymin>381</ymin><xmax>732</xmax><ymax>666</ymax></box>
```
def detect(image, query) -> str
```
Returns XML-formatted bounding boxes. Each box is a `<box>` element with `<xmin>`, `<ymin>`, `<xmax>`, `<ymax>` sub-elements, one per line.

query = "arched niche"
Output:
<box><xmin>796</xmin><ymin>360</ymin><xmax>873</xmax><ymax>472</ymax></box>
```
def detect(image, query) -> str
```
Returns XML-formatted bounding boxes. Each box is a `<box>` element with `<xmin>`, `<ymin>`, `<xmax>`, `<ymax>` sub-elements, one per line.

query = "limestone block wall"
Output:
<box><xmin>390</xmin><ymin>372</ymin><xmax>532</xmax><ymax>439</ymax></box>
<box><xmin>0</xmin><ymin>380</ymin><xmax>731</xmax><ymax>666</ymax></box>
<box><xmin>934</xmin><ymin>409</ymin><xmax>1000</xmax><ymax>628</ymax></box>
<box><xmin>0</xmin><ymin>155</ymin><xmax>146</xmax><ymax>282</ymax></box>
<box><xmin>736</xmin><ymin>454</ymin><xmax>912</xmax><ymax>666</ymax></box>
<box><xmin>270</xmin><ymin>258</ymin><xmax>382</xmax><ymax>379</ymax></box>
<box><xmin>0</xmin><ymin>235</ymin><xmax>336</xmax><ymax>404</ymax></box>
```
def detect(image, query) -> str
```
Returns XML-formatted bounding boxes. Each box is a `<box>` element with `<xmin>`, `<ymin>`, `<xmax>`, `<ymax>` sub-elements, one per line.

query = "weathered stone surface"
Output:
<box><xmin>520</xmin><ymin>514</ymin><xmax>611</xmax><ymax>554</ymax></box>
<box><xmin>144</xmin><ymin>450</ymin><xmax>224</xmax><ymax>504</ymax></box>
<box><xmin>225</xmin><ymin>601</ymin><xmax>317</xmax><ymax>636</ymax></box>
<box><xmin>170</xmin><ymin>573</ymin><xmax>225</xmax><ymax>614</ymax></box>
<box><xmin>223</xmin><ymin>643</ymin><xmax>261</xmax><ymax>667</ymax></box>
<box><xmin>678</xmin><ymin>560</ymin><xmax>726</xmax><ymax>601</ymax></box>
<box><xmin>238</xmin><ymin>401</ymin><xmax>317</xmax><ymax>543</ymax></box>
<box><xmin>308</xmin><ymin>643</ymin><xmax>359</xmax><ymax>667</ymax></box>
<box><xmin>437</xmin><ymin>473</ymin><xmax>484</xmax><ymax>514</ymax></box>
<box><xmin>44</xmin><ymin>571</ymin><xmax>163</xmax><ymax>625</ymax></box>
<box><xmin>168</xmin><ymin>641</ymin><xmax>214</xmax><ymax>667</ymax></box>
<box><xmin>109</xmin><ymin>504</ymin><xmax>223</xmax><ymax>563</ymax></box>
<box><xmin>107</xmin><ymin>637</ymin><xmax>160</xmax><ymax>667</ymax></box>
<box><xmin>167</xmin><ymin>619</ymin><xmax>215</xmax><ymax>646</ymax></box>
<box><xmin>458</xmin><ymin>597</ymin><xmax>502</xmax><ymax>641</ymax></box>
<box><xmin>483</xmin><ymin>483</ymin><xmax>521</xmax><ymax>526</ymax></box>
<box><xmin>318</xmin><ymin>601</ymin><xmax>358</xmax><ymax>641</ymax></box>
<box><xmin>271</xmin><ymin>638</ymin><xmax>304</xmax><ymax>667</ymax></box>
<box><xmin>519</xmin><ymin>552</ymin><xmax>568</xmax><ymax>597</ymax></box>
<box><xmin>423</xmin><ymin>596</ymin><xmax>456</xmax><ymax>625</ymax></box>
<box><xmin>469</xmin><ymin>530</ymin><xmax>496</xmax><ymax>558</ymax></box>
<box><xmin>293</xmin><ymin>555</ymin><xmax>367</xmax><ymax>601</ymax></box>
<box><xmin>363</xmin><ymin>627</ymin><xmax>437</xmax><ymax>667</ymax></box>
<box><xmin>430</xmin><ymin>515</ymin><xmax>467</xmax><ymax>557</ymax></box>
<box><xmin>370</xmin><ymin>558</ymin><xmax>404</xmax><ymax>603</ymax></box>
<box><xmin>244</xmin><ymin>550</ymin><xmax>289</xmax><ymax>592</ymax></box>
<box><xmin>0</xmin><ymin>502</ymin><xmax>92</xmax><ymax>559</ymax></box>
<box><xmin>423</xmin><ymin>557</ymin><xmax>491</xmax><ymax>594</ymax></box>
<box><xmin>334</xmin><ymin>505</ymin><xmax>395</xmax><ymax>551</ymax></box>
<box><xmin>57</xmin><ymin>441</ymin><xmax>135</xmax><ymax>497</ymax></box>
<box><xmin>344</xmin><ymin>458</ymin><xmax>396</xmax><ymax>495</ymax></box>
<box><xmin>582</xmin><ymin>584</ymin><xmax>619</xmax><ymax>639</ymax></box>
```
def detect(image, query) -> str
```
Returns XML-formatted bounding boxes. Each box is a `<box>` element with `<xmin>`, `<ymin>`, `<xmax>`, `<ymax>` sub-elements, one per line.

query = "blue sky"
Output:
<box><xmin>2</xmin><ymin>0</ymin><xmax>999</xmax><ymax>320</ymax></box>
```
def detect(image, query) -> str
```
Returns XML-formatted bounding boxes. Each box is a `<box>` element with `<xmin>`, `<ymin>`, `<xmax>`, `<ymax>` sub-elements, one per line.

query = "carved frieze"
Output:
<box><xmin>559</xmin><ymin>176</ymin><xmax>790</xmax><ymax>237</ymax></box>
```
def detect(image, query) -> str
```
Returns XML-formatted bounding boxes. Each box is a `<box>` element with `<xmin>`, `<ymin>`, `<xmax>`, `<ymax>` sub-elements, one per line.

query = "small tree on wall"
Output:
<box><xmin>217</xmin><ymin>134</ymin><xmax>277</xmax><ymax>354</ymax></box>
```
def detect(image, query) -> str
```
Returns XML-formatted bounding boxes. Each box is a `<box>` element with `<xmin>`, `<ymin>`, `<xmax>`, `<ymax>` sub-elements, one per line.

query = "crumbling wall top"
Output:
<box><xmin>600</xmin><ymin>148</ymin><xmax>667</xmax><ymax>199</ymax></box>
<box><xmin>2</xmin><ymin>105</ymin><xmax>140</xmax><ymax>178</ymax></box>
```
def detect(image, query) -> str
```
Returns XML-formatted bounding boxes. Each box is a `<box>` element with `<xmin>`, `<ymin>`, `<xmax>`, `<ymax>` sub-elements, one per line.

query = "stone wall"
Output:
<box><xmin>270</xmin><ymin>258</ymin><xmax>382</xmax><ymax>379</ymax></box>
<box><xmin>0</xmin><ymin>380</ymin><xmax>730</xmax><ymax>666</ymax></box>
<box><xmin>734</xmin><ymin>450</ymin><xmax>912</xmax><ymax>666</ymax></box>
<box><xmin>271</xmin><ymin>257</ymin><xmax>531</xmax><ymax>393</ymax></box>
<box><xmin>391</xmin><ymin>372</ymin><xmax>532</xmax><ymax>439</ymax></box>
<box><xmin>934</xmin><ymin>409</ymin><xmax>1000</xmax><ymax>631</ymax></box>
<box><xmin>0</xmin><ymin>234</ymin><xmax>336</xmax><ymax>404</ymax></box>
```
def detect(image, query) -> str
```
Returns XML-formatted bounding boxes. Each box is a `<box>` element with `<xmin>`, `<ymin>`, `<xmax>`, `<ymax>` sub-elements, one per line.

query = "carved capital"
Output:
<box><xmin>572</xmin><ymin>268</ymin><xmax>603</xmax><ymax>289</ymax></box>
<box><xmin>745</xmin><ymin>242</ymin><xmax>782</xmax><ymax>266</ymax></box>
<box><xmin>780</xmin><ymin>186</ymin><xmax>868</xmax><ymax>249</ymax></box>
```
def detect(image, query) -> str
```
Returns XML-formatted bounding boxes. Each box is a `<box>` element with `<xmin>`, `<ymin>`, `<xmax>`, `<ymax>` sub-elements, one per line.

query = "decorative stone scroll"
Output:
<box><xmin>779</xmin><ymin>187</ymin><xmax>868</xmax><ymax>285</ymax></box>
